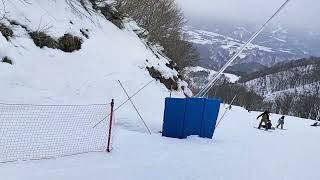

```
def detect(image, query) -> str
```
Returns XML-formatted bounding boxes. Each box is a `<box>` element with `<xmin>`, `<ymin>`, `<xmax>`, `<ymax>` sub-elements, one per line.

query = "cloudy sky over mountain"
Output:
<box><xmin>176</xmin><ymin>0</ymin><xmax>319</xmax><ymax>30</ymax></box>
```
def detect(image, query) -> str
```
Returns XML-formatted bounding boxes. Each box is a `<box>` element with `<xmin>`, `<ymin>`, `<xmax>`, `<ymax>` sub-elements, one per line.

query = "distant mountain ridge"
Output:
<box><xmin>183</xmin><ymin>24</ymin><xmax>320</xmax><ymax>73</ymax></box>
<box><xmin>182</xmin><ymin>20</ymin><xmax>320</xmax><ymax>119</ymax></box>
<box><xmin>241</xmin><ymin>57</ymin><xmax>320</xmax><ymax>99</ymax></box>
<box><xmin>183</xmin><ymin>57</ymin><xmax>320</xmax><ymax>119</ymax></box>
<box><xmin>240</xmin><ymin>57</ymin><xmax>320</xmax><ymax>83</ymax></box>
<box><xmin>184</xmin><ymin>28</ymin><xmax>298</xmax><ymax>71</ymax></box>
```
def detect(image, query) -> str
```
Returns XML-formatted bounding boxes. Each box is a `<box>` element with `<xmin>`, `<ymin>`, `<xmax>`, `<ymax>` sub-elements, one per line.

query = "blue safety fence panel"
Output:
<box><xmin>162</xmin><ymin>98</ymin><xmax>186</xmax><ymax>139</ymax></box>
<box><xmin>162</xmin><ymin>97</ymin><xmax>222</xmax><ymax>139</ymax></box>
<box><xmin>183</xmin><ymin>98</ymin><xmax>205</xmax><ymax>138</ymax></box>
<box><xmin>201</xmin><ymin>99</ymin><xmax>222</xmax><ymax>138</ymax></box>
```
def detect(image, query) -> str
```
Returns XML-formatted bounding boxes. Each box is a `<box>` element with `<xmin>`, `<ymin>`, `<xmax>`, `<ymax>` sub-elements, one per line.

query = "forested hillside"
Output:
<box><xmin>241</xmin><ymin>57</ymin><xmax>320</xmax><ymax>97</ymax></box>
<box><xmin>240</xmin><ymin>57</ymin><xmax>320</xmax><ymax>119</ymax></box>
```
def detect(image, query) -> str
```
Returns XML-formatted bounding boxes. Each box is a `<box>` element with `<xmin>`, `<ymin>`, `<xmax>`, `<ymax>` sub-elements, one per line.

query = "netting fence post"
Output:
<box><xmin>107</xmin><ymin>99</ymin><xmax>115</xmax><ymax>152</ymax></box>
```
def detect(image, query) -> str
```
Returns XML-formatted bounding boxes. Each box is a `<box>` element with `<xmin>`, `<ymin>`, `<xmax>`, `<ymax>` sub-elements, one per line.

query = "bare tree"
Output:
<box><xmin>0</xmin><ymin>0</ymin><xmax>7</xmax><ymax>21</ymax></box>
<box><xmin>114</xmin><ymin>0</ymin><xmax>199</xmax><ymax>69</ymax></box>
<box><xmin>274</xmin><ymin>93</ymin><xmax>294</xmax><ymax>115</ymax></box>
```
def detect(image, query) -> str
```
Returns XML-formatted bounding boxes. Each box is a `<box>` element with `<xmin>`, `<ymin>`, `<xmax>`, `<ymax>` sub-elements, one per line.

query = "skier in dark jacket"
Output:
<box><xmin>257</xmin><ymin>111</ymin><xmax>270</xmax><ymax>130</ymax></box>
<box><xmin>266</xmin><ymin>119</ymin><xmax>273</xmax><ymax>130</ymax></box>
<box><xmin>311</xmin><ymin>113</ymin><xmax>320</xmax><ymax>127</ymax></box>
<box><xmin>276</xmin><ymin>116</ymin><xmax>285</xmax><ymax>129</ymax></box>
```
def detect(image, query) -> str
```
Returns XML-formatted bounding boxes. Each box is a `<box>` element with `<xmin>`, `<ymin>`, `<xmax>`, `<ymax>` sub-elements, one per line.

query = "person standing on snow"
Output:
<box><xmin>257</xmin><ymin>110</ymin><xmax>270</xmax><ymax>130</ymax></box>
<box><xmin>311</xmin><ymin>113</ymin><xmax>320</xmax><ymax>127</ymax></box>
<box><xmin>276</xmin><ymin>116</ymin><xmax>285</xmax><ymax>129</ymax></box>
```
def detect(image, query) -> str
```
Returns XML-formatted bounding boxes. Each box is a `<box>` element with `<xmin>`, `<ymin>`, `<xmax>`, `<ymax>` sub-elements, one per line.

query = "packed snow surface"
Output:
<box><xmin>1</xmin><ymin>105</ymin><xmax>319</xmax><ymax>180</ymax></box>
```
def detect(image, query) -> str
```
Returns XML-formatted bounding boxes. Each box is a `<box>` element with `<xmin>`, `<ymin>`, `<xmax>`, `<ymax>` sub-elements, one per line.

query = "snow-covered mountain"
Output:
<box><xmin>241</xmin><ymin>57</ymin><xmax>320</xmax><ymax>99</ymax></box>
<box><xmin>234</xmin><ymin>57</ymin><xmax>320</xmax><ymax>118</ymax></box>
<box><xmin>183</xmin><ymin>66</ymin><xmax>239</xmax><ymax>92</ymax></box>
<box><xmin>0</xmin><ymin>0</ymin><xmax>191</xmax><ymax>129</ymax></box>
<box><xmin>184</xmin><ymin>27</ymin><xmax>296</xmax><ymax>71</ymax></box>
<box><xmin>184</xmin><ymin>24</ymin><xmax>320</xmax><ymax>73</ymax></box>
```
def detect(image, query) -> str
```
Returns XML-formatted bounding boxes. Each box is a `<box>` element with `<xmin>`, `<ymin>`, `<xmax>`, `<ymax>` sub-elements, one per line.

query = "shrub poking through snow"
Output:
<box><xmin>58</xmin><ymin>33</ymin><xmax>82</xmax><ymax>52</ymax></box>
<box><xmin>160</xmin><ymin>77</ymin><xmax>179</xmax><ymax>91</ymax></box>
<box><xmin>9</xmin><ymin>20</ymin><xmax>28</xmax><ymax>31</ymax></box>
<box><xmin>147</xmin><ymin>66</ymin><xmax>162</xmax><ymax>79</ymax></box>
<box><xmin>29</xmin><ymin>32</ymin><xmax>82</xmax><ymax>52</ymax></box>
<box><xmin>0</xmin><ymin>24</ymin><xmax>13</xmax><ymax>40</ymax></box>
<box><xmin>88</xmin><ymin>0</ymin><xmax>98</xmax><ymax>10</ymax></box>
<box><xmin>29</xmin><ymin>31</ymin><xmax>58</xmax><ymax>49</ymax></box>
<box><xmin>2</xmin><ymin>56</ymin><xmax>13</xmax><ymax>65</ymax></box>
<box><xmin>147</xmin><ymin>66</ymin><xmax>179</xmax><ymax>91</ymax></box>
<box><xmin>80</xmin><ymin>29</ymin><xmax>89</xmax><ymax>39</ymax></box>
<box><xmin>165</xmin><ymin>60</ymin><xmax>178</xmax><ymax>70</ymax></box>
<box><xmin>100</xmin><ymin>5</ymin><xmax>124</xmax><ymax>29</ymax></box>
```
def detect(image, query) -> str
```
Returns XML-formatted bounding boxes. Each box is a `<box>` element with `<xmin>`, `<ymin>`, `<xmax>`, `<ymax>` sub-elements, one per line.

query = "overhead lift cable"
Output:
<box><xmin>196</xmin><ymin>0</ymin><xmax>291</xmax><ymax>97</ymax></box>
<box><xmin>215</xmin><ymin>95</ymin><xmax>238</xmax><ymax>129</ymax></box>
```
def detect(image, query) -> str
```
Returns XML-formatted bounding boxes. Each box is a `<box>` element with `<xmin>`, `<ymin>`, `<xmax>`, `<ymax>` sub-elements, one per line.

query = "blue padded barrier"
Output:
<box><xmin>162</xmin><ymin>97</ymin><xmax>222</xmax><ymax>139</ymax></box>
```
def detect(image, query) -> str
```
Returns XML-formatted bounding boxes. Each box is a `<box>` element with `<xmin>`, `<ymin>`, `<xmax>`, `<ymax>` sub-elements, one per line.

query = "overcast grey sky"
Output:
<box><xmin>176</xmin><ymin>0</ymin><xmax>319</xmax><ymax>31</ymax></box>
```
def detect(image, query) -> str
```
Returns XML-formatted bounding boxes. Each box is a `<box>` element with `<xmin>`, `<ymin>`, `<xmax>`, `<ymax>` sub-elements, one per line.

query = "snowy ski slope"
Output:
<box><xmin>1</xmin><ymin>105</ymin><xmax>319</xmax><ymax>180</ymax></box>
<box><xmin>1</xmin><ymin>1</ymin><xmax>319</xmax><ymax>179</ymax></box>
<box><xmin>0</xmin><ymin>0</ymin><xmax>190</xmax><ymax>132</ymax></box>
